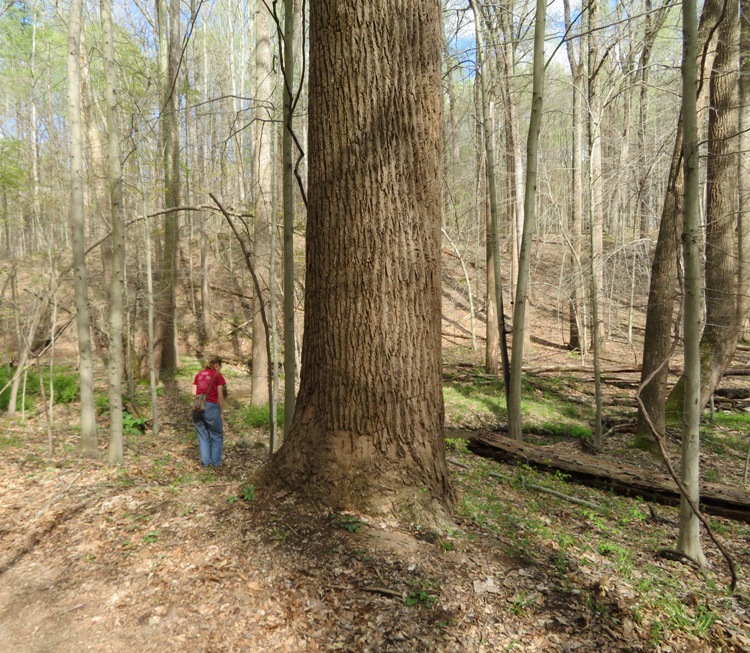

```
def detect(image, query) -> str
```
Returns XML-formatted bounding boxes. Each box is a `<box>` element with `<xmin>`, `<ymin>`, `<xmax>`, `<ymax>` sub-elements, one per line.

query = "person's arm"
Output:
<box><xmin>191</xmin><ymin>383</ymin><xmax>198</xmax><ymax>397</ymax></box>
<box><xmin>217</xmin><ymin>384</ymin><xmax>225</xmax><ymax>413</ymax></box>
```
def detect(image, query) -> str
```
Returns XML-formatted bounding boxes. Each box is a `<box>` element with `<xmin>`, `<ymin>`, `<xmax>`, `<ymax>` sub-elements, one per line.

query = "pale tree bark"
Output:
<box><xmin>198</xmin><ymin>21</ymin><xmax>212</xmax><ymax>343</ymax></box>
<box><xmin>507</xmin><ymin>0</ymin><xmax>546</xmax><ymax>442</ymax></box>
<box><xmin>587</xmin><ymin>0</ymin><xmax>604</xmax><ymax>350</ymax></box>
<box><xmin>80</xmin><ymin>41</ymin><xmax>112</xmax><ymax>288</ymax></box>
<box><xmin>586</xmin><ymin>0</ymin><xmax>605</xmax><ymax>447</ymax></box>
<box><xmin>281</xmin><ymin>0</ymin><xmax>298</xmax><ymax>433</ymax></box>
<box><xmin>269</xmin><ymin>0</ymin><xmax>453</xmax><ymax>520</ymax></box>
<box><xmin>251</xmin><ymin>2</ymin><xmax>274</xmax><ymax>406</ymax></box>
<box><xmin>479</xmin><ymin>81</ymin><xmax>499</xmax><ymax>375</ymax></box>
<box><xmin>67</xmin><ymin>0</ymin><xmax>98</xmax><ymax>456</ymax></box>
<box><xmin>6</xmin><ymin>294</ymin><xmax>47</xmax><ymax>418</ymax></box>
<box><xmin>102</xmin><ymin>0</ymin><xmax>124</xmax><ymax>465</ymax></box>
<box><xmin>471</xmin><ymin>0</ymin><xmax>510</xmax><ymax>390</ymax></box>
<box><xmin>563</xmin><ymin>0</ymin><xmax>585</xmax><ymax>353</ymax></box>
<box><xmin>29</xmin><ymin>8</ymin><xmax>39</xmax><ymax>255</ymax></box>
<box><xmin>678</xmin><ymin>0</ymin><xmax>707</xmax><ymax>565</ymax></box>
<box><xmin>497</xmin><ymin>6</ymin><xmax>525</xmax><ymax>311</ymax></box>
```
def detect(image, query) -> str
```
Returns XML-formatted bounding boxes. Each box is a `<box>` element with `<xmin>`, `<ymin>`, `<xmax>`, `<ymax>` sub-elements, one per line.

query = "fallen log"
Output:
<box><xmin>467</xmin><ymin>432</ymin><xmax>750</xmax><ymax>523</ymax></box>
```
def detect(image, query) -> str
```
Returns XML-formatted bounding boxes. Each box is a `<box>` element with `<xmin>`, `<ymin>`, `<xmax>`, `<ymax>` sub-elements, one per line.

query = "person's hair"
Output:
<box><xmin>207</xmin><ymin>356</ymin><xmax>223</xmax><ymax>368</ymax></box>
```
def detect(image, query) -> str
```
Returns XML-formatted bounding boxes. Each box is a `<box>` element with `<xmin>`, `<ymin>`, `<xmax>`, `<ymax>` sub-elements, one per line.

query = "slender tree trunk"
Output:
<box><xmin>67</xmin><ymin>0</ymin><xmax>98</xmax><ymax>456</ymax></box>
<box><xmin>252</xmin><ymin>2</ymin><xmax>274</xmax><ymax>405</ymax></box>
<box><xmin>156</xmin><ymin>0</ymin><xmax>180</xmax><ymax>376</ymax></box>
<box><xmin>563</xmin><ymin>0</ymin><xmax>585</xmax><ymax>353</ymax></box>
<box><xmin>507</xmin><ymin>0</ymin><xmax>546</xmax><ymax>441</ymax></box>
<box><xmin>282</xmin><ymin>0</ymin><xmax>297</xmax><ymax>433</ymax></box>
<box><xmin>270</xmin><ymin>0</ymin><xmax>453</xmax><ymax>520</ymax></box>
<box><xmin>29</xmin><ymin>9</ymin><xmax>39</xmax><ymax>255</ymax></box>
<box><xmin>678</xmin><ymin>0</ymin><xmax>707</xmax><ymax>565</ymax></box>
<box><xmin>199</xmin><ymin>21</ymin><xmax>212</xmax><ymax>343</ymax></box>
<box><xmin>102</xmin><ymin>0</ymin><xmax>124</xmax><ymax>465</ymax></box>
<box><xmin>477</xmin><ymin>81</ymin><xmax>498</xmax><ymax>374</ymax></box>
<box><xmin>587</xmin><ymin>0</ymin><xmax>605</xmax><ymax>350</ymax></box>
<box><xmin>472</xmin><ymin>0</ymin><xmax>510</xmax><ymax>392</ymax></box>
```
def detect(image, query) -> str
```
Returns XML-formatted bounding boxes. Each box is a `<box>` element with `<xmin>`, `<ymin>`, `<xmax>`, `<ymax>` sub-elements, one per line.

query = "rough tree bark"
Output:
<box><xmin>636</xmin><ymin>0</ymin><xmax>721</xmax><ymax>442</ymax></box>
<box><xmin>667</xmin><ymin>0</ymin><xmax>741</xmax><ymax>418</ymax></box>
<box><xmin>268</xmin><ymin>0</ymin><xmax>453</xmax><ymax>520</ymax></box>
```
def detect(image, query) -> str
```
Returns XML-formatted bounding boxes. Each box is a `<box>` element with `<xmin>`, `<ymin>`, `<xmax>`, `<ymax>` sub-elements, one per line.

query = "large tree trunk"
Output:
<box><xmin>740</xmin><ymin>0</ymin><xmax>750</xmax><ymax>338</ymax></box>
<box><xmin>67</xmin><ymin>0</ymin><xmax>98</xmax><ymax>456</ymax></box>
<box><xmin>269</xmin><ymin>0</ymin><xmax>453</xmax><ymax>520</ymax></box>
<box><xmin>697</xmin><ymin>0</ymin><xmax>740</xmax><ymax>404</ymax></box>
<box><xmin>667</xmin><ymin>0</ymin><xmax>741</xmax><ymax>418</ymax></box>
<box><xmin>637</xmin><ymin>0</ymin><xmax>722</xmax><ymax>440</ymax></box>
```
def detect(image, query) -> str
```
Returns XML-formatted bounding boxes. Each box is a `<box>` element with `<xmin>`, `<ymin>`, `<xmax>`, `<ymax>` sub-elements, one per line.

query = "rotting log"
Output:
<box><xmin>465</xmin><ymin>431</ymin><xmax>750</xmax><ymax>523</ymax></box>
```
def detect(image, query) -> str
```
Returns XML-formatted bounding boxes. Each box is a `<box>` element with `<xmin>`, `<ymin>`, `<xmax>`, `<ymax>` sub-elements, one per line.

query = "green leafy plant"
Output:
<box><xmin>95</xmin><ymin>394</ymin><xmax>110</xmax><ymax>415</ymax></box>
<box><xmin>51</xmin><ymin>372</ymin><xmax>80</xmax><ymax>403</ymax></box>
<box><xmin>123</xmin><ymin>411</ymin><xmax>148</xmax><ymax>435</ymax></box>
<box><xmin>241</xmin><ymin>484</ymin><xmax>256</xmax><ymax>501</ymax></box>
<box><xmin>439</xmin><ymin>539</ymin><xmax>455</xmax><ymax>553</ymax></box>
<box><xmin>509</xmin><ymin>592</ymin><xmax>536</xmax><ymax>616</ymax></box>
<box><xmin>227</xmin><ymin>495</ymin><xmax>239</xmax><ymax>504</ymax></box>
<box><xmin>143</xmin><ymin>530</ymin><xmax>160</xmax><ymax>544</ymax></box>
<box><xmin>406</xmin><ymin>581</ymin><xmax>439</xmax><ymax>610</ymax></box>
<box><xmin>330</xmin><ymin>512</ymin><xmax>367</xmax><ymax>533</ymax></box>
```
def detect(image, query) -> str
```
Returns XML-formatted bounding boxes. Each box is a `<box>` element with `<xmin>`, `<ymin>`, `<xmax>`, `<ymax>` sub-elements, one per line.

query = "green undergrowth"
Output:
<box><xmin>240</xmin><ymin>402</ymin><xmax>285</xmax><ymax>429</ymax></box>
<box><xmin>442</xmin><ymin>365</ymin><xmax>592</xmax><ymax>438</ymax></box>
<box><xmin>450</xmin><ymin>451</ymin><xmax>748</xmax><ymax>648</ymax></box>
<box><xmin>701</xmin><ymin>412</ymin><xmax>750</xmax><ymax>457</ymax></box>
<box><xmin>0</xmin><ymin>365</ymin><xmax>79</xmax><ymax>412</ymax></box>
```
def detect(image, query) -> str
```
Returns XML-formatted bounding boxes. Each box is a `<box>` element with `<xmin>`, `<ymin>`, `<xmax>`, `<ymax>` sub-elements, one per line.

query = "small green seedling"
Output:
<box><xmin>143</xmin><ymin>530</ymin><xmax>160</xmax><ymax>544</ymax></box>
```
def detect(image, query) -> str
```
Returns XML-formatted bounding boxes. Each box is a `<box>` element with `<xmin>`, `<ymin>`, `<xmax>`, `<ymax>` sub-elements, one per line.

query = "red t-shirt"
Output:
<box><xmin>193</xmin><ymin>369</ymin><xmax>226</xmax><ymax>404</ymax></box>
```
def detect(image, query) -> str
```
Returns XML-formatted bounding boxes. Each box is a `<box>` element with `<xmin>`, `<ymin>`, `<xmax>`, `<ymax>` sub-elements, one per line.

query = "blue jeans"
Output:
<box><xmin>194</xmin><ymin>402</ymin><xmax>223</xmax><ymax>466</ymax></box>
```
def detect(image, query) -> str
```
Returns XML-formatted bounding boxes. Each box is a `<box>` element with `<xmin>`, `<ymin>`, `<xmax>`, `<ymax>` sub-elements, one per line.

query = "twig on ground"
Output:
<box><xmin>359</xmin><ymin>586</ymin><xmax>404</xmax><ymax>599</ymax></box>
<box><xmin>34</xmin><ymin>473</ymin><xmax>81</xmax><ymax>520</ymax></box>
<box><xmin>488</xmin><ymin>471</ymin><xmax>606</xmax><ymax>513</ymax></box>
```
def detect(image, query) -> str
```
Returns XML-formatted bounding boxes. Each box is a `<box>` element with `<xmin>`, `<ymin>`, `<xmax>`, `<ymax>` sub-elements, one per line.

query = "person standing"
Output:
<box><xmin>192</xmin><ymin>356</ymin><xmax>226</xmax><ymax>467</ymax></box>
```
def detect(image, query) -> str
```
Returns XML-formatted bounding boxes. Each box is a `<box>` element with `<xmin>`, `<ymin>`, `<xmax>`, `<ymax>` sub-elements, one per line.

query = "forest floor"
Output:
<box><xmin>2</xmin><ymin>239</ymin><xmax>750</xmax><ymax>652</ymax></box>
<box><xmin>2</xmin><ymin>347</ymin><xmax>750</xmax><ymax>653</ymax></box>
